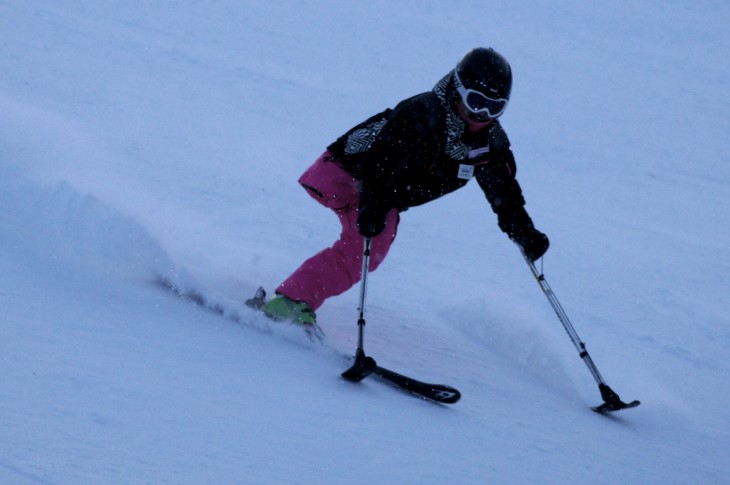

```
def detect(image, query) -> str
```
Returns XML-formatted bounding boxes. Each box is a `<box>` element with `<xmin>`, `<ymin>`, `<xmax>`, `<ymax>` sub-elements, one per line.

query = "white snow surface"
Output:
<box><xmin>1</xmin><ymin>1</ymin><xmax>729</xmax><ymax>483</ymax></box>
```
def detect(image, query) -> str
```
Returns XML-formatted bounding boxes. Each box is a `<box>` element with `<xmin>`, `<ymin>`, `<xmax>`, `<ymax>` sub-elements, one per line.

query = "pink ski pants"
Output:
<box><xmin>276</xmin><ymin>151</ymin><xmax>399</xmax><ymax>311</ymax></box>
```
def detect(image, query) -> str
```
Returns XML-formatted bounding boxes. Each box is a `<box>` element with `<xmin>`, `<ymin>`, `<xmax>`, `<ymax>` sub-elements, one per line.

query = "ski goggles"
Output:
<box><xmin>453</xmin><ymin>69</ymin><xmax>508</xmax><ymax>120</ymax></box>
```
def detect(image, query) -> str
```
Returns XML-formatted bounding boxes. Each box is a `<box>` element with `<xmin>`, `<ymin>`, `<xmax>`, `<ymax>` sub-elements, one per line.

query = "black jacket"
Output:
<box><xmin>327</xmin><ymin>71</ymin><xmax>537</xmax><ymax>238</ymax></box>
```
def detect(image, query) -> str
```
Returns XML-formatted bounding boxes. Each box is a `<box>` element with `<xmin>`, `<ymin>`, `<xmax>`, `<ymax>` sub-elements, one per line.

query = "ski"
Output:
<box><xmin>340</xmin><ymin>350</ymin><xmax>461</xmax><ymax>404</ymax></box>
<box><xmin>372</xmin><ymin>365</ymin><xmax>461</xmax><ymax>404</ymax></box>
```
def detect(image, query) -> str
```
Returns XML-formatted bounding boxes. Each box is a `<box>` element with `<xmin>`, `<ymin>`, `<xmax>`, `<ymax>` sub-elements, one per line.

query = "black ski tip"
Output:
<box><xmin>341</xmin><ymin>350</ymin><xmax>377</xmax><ymax>382</ymax></box>
<box><xmin>431</xmin><ymin>386</ymin><xmax>461</xmax><ymax>404</ymax></box>
<box><xmin>371</xmin><ymin>366</ymin><xmax>461</xmax><ymax>404</ymax></box>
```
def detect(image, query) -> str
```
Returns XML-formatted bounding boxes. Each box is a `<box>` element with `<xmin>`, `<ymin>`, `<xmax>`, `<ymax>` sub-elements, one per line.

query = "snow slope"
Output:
<box><xmin>1</xmin><ymin>1</ymin><xmax>729</xmax><ymax>483</ymax></box>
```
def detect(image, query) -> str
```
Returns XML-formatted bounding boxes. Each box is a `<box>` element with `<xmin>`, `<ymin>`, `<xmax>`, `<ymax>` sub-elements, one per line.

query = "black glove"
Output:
<box><xmin>498</xmin><ymin>207</ymin><xmax>549</xmax><ymax>262</ymax></box>
<box><xmin>357</xmin><ymin>205</ymin><xmax>387</xmax><ymax>238</ymax></box>
<box><xmin>516</xmin><ymin>229</ymin><xmax>549</xmax><ymax>262</ymax></box>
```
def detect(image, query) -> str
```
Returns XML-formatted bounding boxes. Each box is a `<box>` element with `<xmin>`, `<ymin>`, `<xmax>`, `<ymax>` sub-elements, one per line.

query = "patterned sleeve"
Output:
<box><xmin>475</xmin><ymin>129</ymin><xmax>535</xmax><ymax>237</ymax></box>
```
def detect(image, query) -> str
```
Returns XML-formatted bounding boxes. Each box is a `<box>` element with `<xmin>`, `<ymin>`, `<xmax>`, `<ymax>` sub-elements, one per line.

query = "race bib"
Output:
<box><xmin>457</xmin><ymin>164</ymin><xmax>474</xmax><ymax>180</ymax></box>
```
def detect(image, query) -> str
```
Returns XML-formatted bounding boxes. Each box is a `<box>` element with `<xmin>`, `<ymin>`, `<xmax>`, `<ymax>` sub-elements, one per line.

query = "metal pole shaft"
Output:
<box><xmin>525</xmin><ymin>256</ymin><xmax>606</xmax><ymax>386</ymax></box>
<box><xmin>356</xmin><ymin>238</ymin><xmax>372</xmax><ymax>352</ymax></box>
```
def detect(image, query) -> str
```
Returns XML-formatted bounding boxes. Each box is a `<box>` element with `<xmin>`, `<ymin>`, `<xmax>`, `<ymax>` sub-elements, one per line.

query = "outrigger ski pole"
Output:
<box><xmin>341</xmin><ymin>238</ymin><xmax>461</xmax><ymax>404</ymax></box>
<box><xmin>524</xmin><ymin>251</ymin><xmax>640</xmax><ymax>413</ymax></box>
<box><xmin>341</xmin><ymin>237</ymin><xmax>378</xmax><ymax>381</ymax></box>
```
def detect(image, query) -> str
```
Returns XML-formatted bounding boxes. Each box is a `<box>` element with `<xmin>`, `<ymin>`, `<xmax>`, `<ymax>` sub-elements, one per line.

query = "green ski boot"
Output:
<box><xmin>247</xmin><ymin>288</ymin><xmax>324</xmax><ymax>341</ymax></box>
<box><xmin>262</xmin><ymin>294</ymin><xmax>317</xmax><ymax>326</ymax></box>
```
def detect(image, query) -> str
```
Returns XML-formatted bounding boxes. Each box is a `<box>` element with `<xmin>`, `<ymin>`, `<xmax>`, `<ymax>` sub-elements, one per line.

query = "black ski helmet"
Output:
<box><xmin>454</xmin><ymin>47</ymin><xmax>512</xmax><ymax>119</ymax></box>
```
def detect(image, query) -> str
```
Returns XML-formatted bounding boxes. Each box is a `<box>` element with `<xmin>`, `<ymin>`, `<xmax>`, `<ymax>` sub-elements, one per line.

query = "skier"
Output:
<box><xmin>261</xmin><ymin>47</ymin><xmax>549</xmax><ymax>327</ymax></box>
